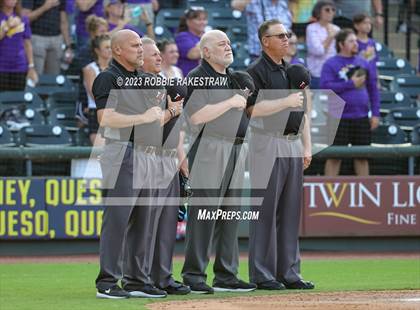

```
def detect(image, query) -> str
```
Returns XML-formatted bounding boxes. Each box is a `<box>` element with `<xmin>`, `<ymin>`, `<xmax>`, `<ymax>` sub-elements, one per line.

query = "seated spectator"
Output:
<box><xmin>125</xmin><ymin>0</ymin><xmax>158</xmax><ymax>29</ymax></box>
<box><xmin>231</xmin><ymin>0</ymin><xmax>292</xmax><ymax>62</ymax></box>
<box><xmin>175</xmin><ymin>6</ymin><xmax>207</xmax><ymax>77</ymax></box>
<box><xmin>157</xmin><ymin>39</ymin><xmax>183</xmax><ymax>79</ymax></box>
<box><xmin>283</xmin><ymin>31</ymin><xmax>305</xmax><ymax>65</ymax></box>
<box><xmin>320</xmin><ymin>29</ymin><xmax>380</xmax><ymax>176</ymax></box>
<box><xmin>0</xmin><ymin>0</ymin><xmax>37</xmax><ymax>91</ymax></box>
<box><xmin>105</xmin><ymin>0</ymin><xmax>154</xmax><ymax>38</ymax></box>
<box><xmin>306</xmin><ymin>0</ymin><xmax>339</xmax><ymax>88</ymax></box>
<box><xmin>353</xmin><ymin>13</ymin><xmax>378</xmax><ymax>69</ymax></box>
<box><xmin>82</xmin><ymin>34</ymin><xmax>110</xmax><ymax>146</ymax></box>
<box><xmin>22</xmin><ymin>0</ymin><xmax>73</xmax><ymax>76</ymax></box>
<box><xmin>75</xmin><ymin>0</ymin><xmax>104</xmax><ymax>48</ymax></box>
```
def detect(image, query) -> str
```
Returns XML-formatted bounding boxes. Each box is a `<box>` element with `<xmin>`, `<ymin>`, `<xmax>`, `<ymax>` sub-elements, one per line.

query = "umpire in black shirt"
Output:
<box><xmin>93</xmin><ymin>30</ymin><xmax>167</xmax><ymax>299</ymax></box>
<box><xmin>246</xmin><ymin>20</ymin><xmax>314</xmax><ymax>290</ymax></box>
<box><xmin>181</xmin><ymin>30</ymin><xmax>256</xmax><ymax>294</ymax></box>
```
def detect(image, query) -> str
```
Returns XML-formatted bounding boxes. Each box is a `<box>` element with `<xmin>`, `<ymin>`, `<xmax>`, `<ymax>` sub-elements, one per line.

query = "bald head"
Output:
<box><xmin>110</xmin><ymin>30</ymin><xmax>144</xmax><ymax>71</ymax></box>
<box><xmin>199</xmin><ymin>30</ymin><xmax>228</xmax><ymax>58</ymax></box>
<box><xmin>199</xmin><ymin>30</ymin><xmax>233</xmax><ymax>72</ymax></box>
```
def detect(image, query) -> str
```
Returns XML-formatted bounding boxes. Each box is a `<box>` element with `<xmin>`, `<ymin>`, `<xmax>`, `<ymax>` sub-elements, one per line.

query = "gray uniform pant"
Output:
<box><xmin>248</xmin><ymin>132</ymin><xmax>304</xmax><ymax>284</ymax></box>
<box><xmin>95</xmin><ymin>142</ymin><xmax>156</xmax><ymax>290</ymax></box>
<box><xmin>149</xmin><ymin>155</ymin><xmax>179</xmax><ymax>288</ymax></box>
<box><xmin>182</xmin><ymin>137</ymin><xmax>247</xmax><ymax>285</ymax></box>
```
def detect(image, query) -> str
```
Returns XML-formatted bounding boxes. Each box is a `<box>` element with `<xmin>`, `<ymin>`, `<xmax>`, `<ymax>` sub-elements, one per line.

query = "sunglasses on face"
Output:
<box><xmin>265</xmin><ymin>32</ymin><xmax>292</xmax><ymax>40</ymax></box>
<box><xmin>323</xmin><ymin>7</ymin><xmax>336</xmax><ymax>13</ymax></box>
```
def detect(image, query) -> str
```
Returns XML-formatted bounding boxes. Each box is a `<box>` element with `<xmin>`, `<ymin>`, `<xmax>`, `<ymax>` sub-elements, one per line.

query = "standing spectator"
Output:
<box><xmin>157</xmin><ymin>39</ymin><xmax>183</xmax><ymax>79</ymax></box>
<box><xmin>0</xmin><ymin>0</ymin><xmax>37</xmax><ymax>91</ymax></box>
<box><xmin>105</xmin><ymin>0</ymin><xmax>154</xmax><ymax>38</ymax></box>
<box><xmin>321</xmin><ymin>29</ymin><xmax>380</xmax><ymax>176</ymax></box>
<box><xmin>353</xmin><ymin>13</ymin><xmax>378</xmax><ymax>69</ymax></box>
<box><xmin>82</xmin><ymin>34</ymin><xmax>110</xmax><ymax>146</ymax></box>
<box><xmin>22</xmin><ymin>0</ymin><xmax>73</xmax><ymax>75</ymax></box>
<box><xmin>306</xmin><ymin>0</ymin><xmax>339</xmax><ymax>88</ymax></box>
<box><xmin>283</xmin><ymin>31</ymin><xmax>304</xmax><ymax>65</ymax></box>
<box><xmin>231</xmin><ymin>0</ymin><xmax>292</xmax><ymax>61</ymax></box>
<box><xmin>174</xmin><ymin>6</ymin><xmax>207</xmax><ymax>77</ymax></box>
<box><xmin>125</xmin><ymin>0</ymin><xmax>158</xmax><ymax>28</ymax></box>
<box><xmin>333</xmin><ymin>0</ymin><xmax>383</xmax><ymax>30</ymax></box>
<box><xmin>75</xmin><ymin>0</ymin><xmax>103</xmax><ymax>48</ymax></box>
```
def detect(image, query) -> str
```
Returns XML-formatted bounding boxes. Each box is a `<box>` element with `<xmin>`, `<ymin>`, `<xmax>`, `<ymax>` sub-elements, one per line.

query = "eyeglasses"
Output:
<box><xmin>323</xmin><ymin>7</ymin><xmax>336</xmax><ymax>13</ymax></box>
<box><xmin>265</xmin><ymin>32</ymin><xmax>292</xmax><ymax>40</ymax></box>
<box><xmin>184</xmin><ymin>6</ymin><xmax>206</xmax><ymax>16</ymax></box>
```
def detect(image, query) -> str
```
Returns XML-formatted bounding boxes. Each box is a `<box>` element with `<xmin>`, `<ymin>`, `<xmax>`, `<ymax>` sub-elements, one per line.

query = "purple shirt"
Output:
<box><xmin>357</xmin><ymin>38</ymin><xmax>379</xmax><ymax>69</ymax></box>
<box><xmin>290</xmin><ymin>56</ymin><xmax>305</xmax><ymax>65</ymax></box>
<box><xmin>76</xmin><ymin>0</ymin><xmax>104</xmax><ymax>39</ymax></box>
<box><xmin>66</xmin><ymin>0</ymin><xmax>75</xmax><ymax>14</ymax></box>
<box><xmin>125</xmin><ymin>0</ymin><xmax>151</xmax><ymax>3</ymax></box>
<box><xmin>175</xmin><ymin>31</ymin><xmax>200</xmax><ymax>77</ymax></box>
<box><xmin>320</xmin><ymin>55</ymin><xmax>380</xmax><ymax>119</ymax></box>
<box><xmin>0</xmin><ymin>13</ymin><xmax>32</xmax><ymax>72</ymax></box>
<box><xmin>108</xmin><ymin>22</ymin><xmax>143</xmax><ymax>36</ymax></box>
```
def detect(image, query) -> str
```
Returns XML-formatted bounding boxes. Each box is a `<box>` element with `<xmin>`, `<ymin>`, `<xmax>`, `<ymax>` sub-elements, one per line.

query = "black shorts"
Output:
<box><xmin>88</xmin><ymin>108</ymin><xmax>99</xmax><ymax>134</ymax></box>
<box><xmin>330</xmin><ymin>117</ymin><xmax>371</xmax><ymax>146</ymax></box>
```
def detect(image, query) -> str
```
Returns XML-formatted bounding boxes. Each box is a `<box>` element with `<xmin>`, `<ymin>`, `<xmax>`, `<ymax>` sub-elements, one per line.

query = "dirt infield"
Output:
<box><xmin>0</xmin><ymin>251</ymin><xmax>419</xmax><ymax>264</ymax></box>
<box><xmin>147</xmin><ymin>291</ymin><xmax>420</xmax><ymax>310</ymax></box>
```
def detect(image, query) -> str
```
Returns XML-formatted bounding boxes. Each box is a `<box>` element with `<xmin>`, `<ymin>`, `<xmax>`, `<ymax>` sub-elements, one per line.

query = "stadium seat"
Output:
<box><xmin>154</xmin><ymin>25</ymin><xmax>175</xmax><ymax>40</ymax></box>
<box><xmin>376</xmin><ymin>57</ymin><xmax>415</xmax><ymax>78</ymax></box>
<box><xmin>379</xmin><ymin>91</ymin><xmax>413</xmax><ymax>115</ymax></box>
<box><xmin>0</xmin><ymin>125</ymin><xmax>15</xmax><ymax>147</ymax></box>
<box><xmin>29</xmin><ymin>74</ymin><xmax>76</xmax><ymax>99</ymax></box>
<box><xmin>0</xmin><ymin>91</ymin><xmax>44</xmax><ymax>110</ymax></box>
<box><xmin>370</xmin><ymin>124</ymin><xmax>409</xmax><ymax>175</ymax></box>
<box><xmin>208</xmin><ymin>8</ymin><xmax>246</xmax><ymax>30</ymax></box>
<box><xmin>390</xmin><ymin>74</ymin><xmax>420</xmax><ymax>100</ymax></box>
<box><xmin>375</xmin><ymin>42</ymin><xmax>394</xmax><ymax>58</ymax></box>
<box><xmin>411</xmin><ymin>124</ymin><xmax>420</xmax><ymax>144</ymax></box>
<box><xmin>74</xmin><ymin>126</ymin><xmax>92</xmax><ymax>146</ymax></box>
<box><xmin>385</xmin><ymin>107</ymin><xmax>420</xmax><ymax>131</ymax></box>
<box><xmin>186</xmin><ymin>0</ymin><xmax>230</xmax><ymax>9</ymax></box>
<box><xmin>48</xmin><ymin>106</ymin><xmax>79</xmax><ymax>130</ymax></box>
<box><xmin>17</xmin><ymin>124</ymin><xmax>73</xmax><ymax>147</ymax></box>
<box><xmin>155</xmin><ymin>9</ymin><xmax>185</xmax><ymax>32</ymax></box>
<box><xmin>45</xmin><ymin>90</ymin><xmax>78</xmax><ymax>110</ymax></box>
<box><xmin>226</xmin><ymin>25</ymin><xmax>248</xmax><ymax>48</ymax></box>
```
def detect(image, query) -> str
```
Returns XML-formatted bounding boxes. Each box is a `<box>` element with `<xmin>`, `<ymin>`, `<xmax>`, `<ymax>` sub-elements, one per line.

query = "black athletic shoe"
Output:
<box><xmin>256</xmin><ymin>280</ymin><xmax>286</xmax><ymax>290</ymax></box>
<box><xmin>96</xmin><ymin>285</ymin><xmax>130</xmax><ymax>299</ymax></box>
<box><xmin>159</xmin><ymin>281</ymin><xmax>191</xmax><ymax>295</ymax></box>
<box><xmin>126</xmin><ymin>284</ymin><xmax>167</xmax><ymax>298</ymax></box>
<box><xmin>282</xmin><ymin>279</ymin><xmax>315</xmax><ymax>290</ymax></box>
<box><xmin>189</xmin><ymin>282</ymin><xmax>214</xmax><ymax>294</ymax></box>
<box><xmin>213</xmin><ymin>279</ymin><xmax>257</xmax><ymax>292</ymax></box>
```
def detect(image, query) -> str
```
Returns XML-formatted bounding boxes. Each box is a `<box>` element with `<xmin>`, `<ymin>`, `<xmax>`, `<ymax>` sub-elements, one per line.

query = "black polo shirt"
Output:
<box><xmin>22</xmin><ymin>0</ymin><xmax>65</xmax><ymax>36</ymax></box>
<box><xmin>247</xmin><ymin>51</ymin><xmax>302</xmax><ymax>134</ymax></box>
<box><xmin>93</xmin><ymin>59</ymin><xmax>163</xmax><ymax>146</ymax></box>
<box><xmin>185</xmin><ymin>59</ymin><xmax>249</xmax><ymax>138</ymax></box>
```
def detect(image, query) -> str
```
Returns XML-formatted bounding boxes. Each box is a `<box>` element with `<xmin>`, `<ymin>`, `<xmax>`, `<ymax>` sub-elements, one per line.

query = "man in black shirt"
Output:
<box><xmin>138</xmin><ymin>37</ymin><xmax>190</xmax><ymax>295</ymax></box>
<box><xmin>93</xmin><ymin>30</ymin><xmax>166</xmax><ymax>299</ymax></box>
<box><xmin>181</xmin><ymin>30</ymin><xmax>256</xmax><ymax>294</ymax></box>
<box><xmin>246</xmin><ymin>19</ymin><xmax>314</xmax><ymax>291</ymax></box>
<box><xmin>22</xmin><ymin>0</ymin><xmax>72</xmax><ymax>75</ymax></box>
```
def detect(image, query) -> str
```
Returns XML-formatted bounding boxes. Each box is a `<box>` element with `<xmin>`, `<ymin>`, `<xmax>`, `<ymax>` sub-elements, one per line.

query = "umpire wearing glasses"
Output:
<box><xmin>94</xmin><ymin>30</ymin><xmax>167</xmax><ymax>299</ymax></box>
<box><xmin>247</xmin><ymin>20</ymin><xmax>315</xmax><ymax>290</ymax></box>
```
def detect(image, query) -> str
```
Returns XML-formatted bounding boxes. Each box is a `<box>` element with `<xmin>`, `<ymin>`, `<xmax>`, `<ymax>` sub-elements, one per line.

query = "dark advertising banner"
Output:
<box><xmin>302</xmin><ymin>176</ymin><xmax>420</xmax><ymax>237</ymax></box>
<box><xmin>1</xmin><ymin>176</ymin><xmax>419</xmax><ymax>239</ymax></box>
<box><xmin>0</xmin><ymin>178</ymin><xmax>104</xmax><ymax>240</ymax></box>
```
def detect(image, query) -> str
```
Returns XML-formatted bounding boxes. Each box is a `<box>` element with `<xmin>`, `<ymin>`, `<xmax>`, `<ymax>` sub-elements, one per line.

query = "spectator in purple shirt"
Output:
<box><xmin>306</xmin><ymin>0</ymin><xmax>340</xmax><ymax>88</ymax></box>
<box><xmin>104</xmin><ymin>0</ymin><xmax>152</xmax><ymax>38</ymax></box>
<box><xmin>0</xmin><ymin>0</ymin><xmax>37</xmax><ymax>91</ymax></box>
<box><xmin>320</xmin><ymin>28</ymin><xmax>380</xmax><ymax>176</ymax></box>
<box><xmin>175</xmin><ymin>6</ymin><xmax>207</xmax><ymax>77</ymax></box>
<box><xmin>75</xmin><ymin>0</ymin><xmax>103</xmax><ymax>48</ymax></box>
<box><xmin>353</xmin><ymin>13</ymin><xmax>378</xmax><ymax>69</ymax></box>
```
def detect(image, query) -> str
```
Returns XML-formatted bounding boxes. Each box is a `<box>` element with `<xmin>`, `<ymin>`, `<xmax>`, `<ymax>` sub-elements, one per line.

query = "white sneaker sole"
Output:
<box><xmin>128</xmin><ymin>291</ymin><xmax>167</xmax><ymax>298</ymax></box>
<box><xmin>191</xmin><ymin>290</ymin><xmax>213</xmax><ymax>294</ymax></box>
<box><xmin>213</xmin><ymin>287</ymin><xmax>257</xmax><ymax>292</ymax></box>
<box><xmin>96</xmin><ymin>292</ymin><xmax>128</xmax><ymax>299</ymax></box>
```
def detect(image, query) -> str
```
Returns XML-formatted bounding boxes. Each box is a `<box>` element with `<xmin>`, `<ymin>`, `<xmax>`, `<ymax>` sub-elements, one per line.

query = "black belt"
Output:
<box><xmin>105</xmin><ymin>139</ymin><xmax>177</xmax><ymax>157</ymax></box>
<box><xmin>251</xmin><ymin>127</ymin><xmax>301</xmax><ymax>141</ymax></box>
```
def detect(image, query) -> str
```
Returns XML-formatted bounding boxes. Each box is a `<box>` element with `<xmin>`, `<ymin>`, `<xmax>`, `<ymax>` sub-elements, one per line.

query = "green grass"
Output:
<box><xmin>0</xmin><ymin>259</ymin><xmax>419</xmax><ymax>310</ymax></box>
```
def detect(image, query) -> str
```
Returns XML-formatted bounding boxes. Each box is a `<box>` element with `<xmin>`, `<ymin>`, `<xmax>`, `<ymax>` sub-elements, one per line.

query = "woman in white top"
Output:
<box><xmin>82</xmin><ymin>34</ymin><xmax>111</xmax><ymax>146</ymax></box>
<box><xmin>306</xmin><ymin>0</ymin><xmax>340</xmax><ymax>88</ymax></box>
<box><xmin>157</xmin><ymin>39</ymin><xmax>183</xmax><ymax>79</ymax></box>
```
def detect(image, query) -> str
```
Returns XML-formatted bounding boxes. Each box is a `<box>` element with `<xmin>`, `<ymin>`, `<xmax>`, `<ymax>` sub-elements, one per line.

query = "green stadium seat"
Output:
<box><xmin>29</xmin><ymin>74</ymin><xmax>76</xmax><ymax>99</ymax></box>
<box><xmin>385</xmin><ymin>107</ymin><xmax>420</xmax><ymax>131</ymax></box>
<box><xmin>45</xmin><ymin>90</ymin><xmax>78</xmax><ymax>110</ymax></box>
<box><xmin>155</xmin><ymin>9</ymin><xmax>185</xmax><ymax>31</ymax></box>
<box><xmin>186</xmin><ymin>0</ymin><xmax>230</xmax><ymax>9</ymax></box>
<box><xmin>17</xmin><ymin>124</ymin><xmax>73</xmax><ymax>147</ymax></box>
<box><xmin>48</xmin><ymin>106</ymin><xmax>79</xmax><ymax>131</ymax></box>
<box><xmin>0</xmin><ymin>125</ymin><xmax>15</xmax><ymax>147</ymax></box>
<box><xmin>379</xmin><ymin>91</ymin><xmax>413</xmax><ymax>116</ymax></box>
<box><xmin>208</xmin><ymin>8</ymin><xmax>246</xmax><ymax>30</ymax></box>
<box><xmin>411</xmin><ymin>124</ymin><xmax>420</xmax><ymax>145</ymax></box>
<box><xmin>376</xmin><ymin>57</ymin><xmax>415</xmax><ymax>78</ymax></box>
<box><xmin>390</xmin><ymin>74</ymin><xmax>420</xmax><ymax>100</ymax></box>
<box><xmin>0</xmin><ymin>91</ymin><xmax>44</xmax><ymax>110</ymax></box>
<box><xmin>375</xmin><ymin>42</ymin><xmax>394</xmax><ymax>58</ymax></box>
